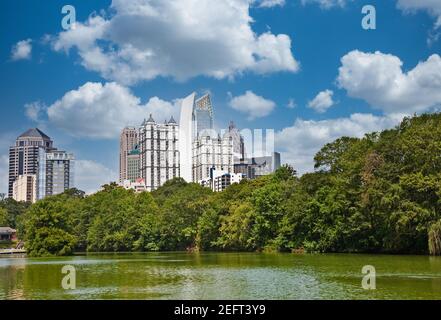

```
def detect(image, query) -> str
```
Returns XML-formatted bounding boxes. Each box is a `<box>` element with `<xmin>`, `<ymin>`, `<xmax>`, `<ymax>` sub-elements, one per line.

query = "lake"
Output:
<box><xmin>1</xmin><ymin>252</ymin><xmax>440</xmax><ymax>300</ymax></box>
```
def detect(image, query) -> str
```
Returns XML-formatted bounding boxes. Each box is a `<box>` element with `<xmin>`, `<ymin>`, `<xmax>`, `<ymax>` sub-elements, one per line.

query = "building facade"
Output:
<box><xmin>138</xmin><ymin>114</ymin><xmax>180</xmax><ymax>191</ymax></box>
<box><xmin>192</xmin><ymin>134</ymin><xmax>233</xmax><ymax>183</ymax></box>
<box><xmin>195</xmin><ymin>94</ymin><xmax>214</xmax><ymax>137</ymax></box>
<box><xmin>126</xmin><ymin>146</ymin><xmax>140</xmax><ymax>182</ymax></box>
<box><xmin>119</xmin><ymin>127</ymin><xmax>138</xmax><ymax>184</ymax></box>
<box><xmin>38</xmin><ymin>150</ymin><xmax>75</xmax><ymax>199</ymax></box>
<box><xmin>12</xmin><ymin>174</ymin><xmax>37</xmax><ymax>203</ymax></box>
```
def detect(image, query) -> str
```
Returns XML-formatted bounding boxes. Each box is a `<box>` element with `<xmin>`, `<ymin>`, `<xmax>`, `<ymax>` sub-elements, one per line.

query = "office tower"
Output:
<box><xmin>234</xmin><ymin>152</ymin><xmax>281</xmax><ymax>179</ymax></box>
<box><xmin>8</xmin><ymin>128</ymin><xmax>53</xmax><ymax>198</ymax></box>
<box><xmin>119</xmin><ymin>127</ymin><xmax>138</xmax><ymax>184</ymax></box>
<box><xmin>12</xmin><ymin>174</ymin><xmax>37</xmax><ymax>203</ymax></box>
<box><xmin>192</xmin><ymin>133</ymin><xmax>233</xmax><ymax>183</ymax></box>
<box><xmin>139</xmin><ymin>114</ymin><xmax>179</xmax><ymax>191</ymax></box>
<box><xmin>126</xmin><ymin>146</ymin><xmax>140</xmax><ymax>182</ymax></box>
<box><xmin>224</xmin><ymin>121</ymin><xmax>245</xmax><ymax>162</ymax></box>
<box><xmin>38</xmin><ymin>150</ymin><xmax>75</xmax><ymax>199</ymax></box>
<box><xmin>179</xmin><ymin>93</ymin><xmax>196</xmax><ymax>182</ymax></box>
<box><xmin>195</xmin><ymin>93</ymin><xmax>214</xmax><ymax>137</ymax></box>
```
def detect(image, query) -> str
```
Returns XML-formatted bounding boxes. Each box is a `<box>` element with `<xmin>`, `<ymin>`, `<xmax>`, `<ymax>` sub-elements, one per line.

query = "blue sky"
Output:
<box><xmin>1</xmin><ymin>0</ymin><xmax>441</xmax><ymax>193</ymax></box>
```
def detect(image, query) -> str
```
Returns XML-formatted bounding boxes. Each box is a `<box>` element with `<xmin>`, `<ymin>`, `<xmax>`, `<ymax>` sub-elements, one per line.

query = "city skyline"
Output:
<box><xmin>1</xmin><ymin>0</ymin><xmax>441</xmax><ymax>194</ymax></box>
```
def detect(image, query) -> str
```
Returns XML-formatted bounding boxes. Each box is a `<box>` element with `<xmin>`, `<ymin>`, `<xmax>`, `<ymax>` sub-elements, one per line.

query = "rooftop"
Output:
<box><xmin>18</xmin><ymin>128</ymin><xmax>51</xmax><ymax>140</ymax></box>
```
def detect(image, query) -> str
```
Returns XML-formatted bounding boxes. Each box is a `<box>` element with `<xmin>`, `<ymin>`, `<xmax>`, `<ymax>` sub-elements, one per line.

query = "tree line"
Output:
<box><xmin>3</xmin><ymin>113</ymin><xmax>441</xmax><ymax>256</ymax></box>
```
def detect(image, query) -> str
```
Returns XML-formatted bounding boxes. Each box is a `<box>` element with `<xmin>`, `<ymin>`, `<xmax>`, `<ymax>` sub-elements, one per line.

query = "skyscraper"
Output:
<box><xmin>179</xmin><ymin>92</ymin><xmax>196</xmax><ymax>182</ymax></box>
<box><xmin>119</xmin><ymin>127</ymin><xmax>138</xmax><ymax>184</ymax></box>
<box><xmin>38</xmin><ymin>150</ymin><xmax>75</xmax><ymax>199</ymax></box>
<box><xmin>224</xmin><ymin>121</ymin><xmax>245</xmax><ymax>162</ymax></box>
<box><xmin>8</xmin><ymin>128</ymin><xmax>53</xmax><ymax>198</ymax></box>
<box><xmin>195</xmin><ymin>93</ymin><xmax>214</xmax><ymax>137</ymax></box>
<box><xmin>138</xmin><ymin>114</ymin><xmax>180</xmax><ymax>191</ymax></box>
<box><xmin>126</xmin><ymin>146</ymin><xmax>140</xmax><ymax>183</ymax></box>
<box><xmin>8</xmin><ymin>128</ymin><xmax>74</xmax><ymax>202</ymax></box>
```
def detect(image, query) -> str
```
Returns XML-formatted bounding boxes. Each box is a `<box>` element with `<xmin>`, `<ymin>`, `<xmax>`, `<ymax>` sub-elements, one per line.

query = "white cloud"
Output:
<box><xmin>276</xmin><ymin>113</ymin><xmax>404</xmax><ymax>174</ymax></box>
<box><xmin>337</xmin><ymin>50</ymin><xmax>441</xmax><ymax>114</ymax></box>
<box><xmin>24</xmin><ymin>101</ymin><xmax>46</xmax><ymax>122</ymax></box>
<box><xmin>229</xmin><ymin>90</ymin><xmax>276</xmax><ymax>120</ymax></box>
<box><xmin>308</xmin><ymin>89</ymin><xmax>335</xmax><ymax>113</ymax></box>
<box><xmin>397</xmin><ymin>0</ymin><xmax>441</xmax><ymax>29</ymax></box>
<box><xmin>75</xmin><ymin>160</ymin><xmax>117</xmax><ymax>194</ymax></box>
<box><xmin>301</xmin><ymin>0</ymin><xmax>350</xmax><ymax>9</ymax></box>
<box><xmin>11</xmin><ymin>39</ymin><xmax>32</xmax><ymax>61</ymax></box>
<box><xmin>39</xmin><ymin>82</ymin><xmax>180</xmax><ymax>139</ymax></box>
<box><xmin>256</xmin><ymin>0</ymin><xmax>285</xmax><ymax>8</ymax></box>
<box><xmin>287</xmin><ymin>98</ymin><xmax>297</xmax><ymax>109</ymax></box>
<box><xmin>51</xmin><ymin>0</ymin><xmax>299</xmax><ymax>85</ymax></box>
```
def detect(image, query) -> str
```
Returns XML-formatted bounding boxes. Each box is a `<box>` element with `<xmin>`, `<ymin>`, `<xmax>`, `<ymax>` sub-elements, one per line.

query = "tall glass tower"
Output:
<box><xmin>195</xmin><ymin>94</ymin><xmax>214</xmax><ymax>137</ymax></box>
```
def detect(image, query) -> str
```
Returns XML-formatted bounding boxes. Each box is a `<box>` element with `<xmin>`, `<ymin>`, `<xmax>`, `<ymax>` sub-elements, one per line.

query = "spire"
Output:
<box><xmin>168</xmin><ymin>116</ymin><xmax>177</xmax><ymax>124</ymax></box>
<box><xmin>147</xmin><ymin>114</ymin><xmax>155</xmax><ymax>123</ymax></box>
<box><xmin>141</xmin><ymin>118</ymin><xmax>147</xmax><ymax>126</ymax></box>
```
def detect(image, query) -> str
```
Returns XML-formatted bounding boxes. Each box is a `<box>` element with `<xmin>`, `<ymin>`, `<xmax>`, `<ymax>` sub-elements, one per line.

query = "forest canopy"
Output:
<box><xmin>5</xmin><ymin>113</ymin><xmax>441</xmax><ymax>256</ymax></box>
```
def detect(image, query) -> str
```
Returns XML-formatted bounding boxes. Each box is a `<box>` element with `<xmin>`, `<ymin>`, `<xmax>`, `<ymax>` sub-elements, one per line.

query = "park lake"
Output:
<box><xmin>1</xmin><ymin>252</ymin><xmax>440</xmax><ymax>299</ymax></box>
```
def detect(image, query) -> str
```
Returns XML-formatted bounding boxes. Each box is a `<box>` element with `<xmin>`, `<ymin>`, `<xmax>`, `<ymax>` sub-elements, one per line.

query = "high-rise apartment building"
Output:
<box><xmin>119</xmin><ymin>127</ymin><xmax>138</xmax><ymax>184</ymax></box>
<box><xmin>192</xmin><ymin>134</ymin><xmax>233</xmax><ymax>183</ymax></box>
<box><xmin>38</xmin><ymin>150</ymin><xmax>75</xmax><ymax>199</ymax></box>
<box><xmin>138</xmin><ymin>114</ymin><xmax>180</xmax><ymax>191</ymax></box>
<box><xmin>8</xmin><ymin>128</ymin><xmax>74</xmax><ymax>202</ymax></box>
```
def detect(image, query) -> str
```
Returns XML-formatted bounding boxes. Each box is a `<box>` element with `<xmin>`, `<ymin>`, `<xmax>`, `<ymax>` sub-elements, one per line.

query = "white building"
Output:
<box><xmin>12</xmin><ymin>174</ymin><xmax>37</xmax><ymax>203</ymax></box>
<box><xmin>193</xmin><ymin>134</ymin><xmax>233</xmax><ymax>183</ymax></box>
<box><xmin>138</xmin><ymin>114</ymin><xmax>180</xmax><ymax>191</ymax></box>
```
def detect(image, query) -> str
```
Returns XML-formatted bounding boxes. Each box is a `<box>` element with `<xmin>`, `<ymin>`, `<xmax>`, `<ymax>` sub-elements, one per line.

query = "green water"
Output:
<box><xmin>0</xmin><ymin>252</ymin><xmax>440</xmax><ymax>300</ymax></box>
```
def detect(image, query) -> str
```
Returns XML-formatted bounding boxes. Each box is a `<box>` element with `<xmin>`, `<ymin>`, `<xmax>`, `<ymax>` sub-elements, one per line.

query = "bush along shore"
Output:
<box><xmin>4</xmin><ymin>113</ymin><xmax>441</xmax><ymax>257</ymax></box>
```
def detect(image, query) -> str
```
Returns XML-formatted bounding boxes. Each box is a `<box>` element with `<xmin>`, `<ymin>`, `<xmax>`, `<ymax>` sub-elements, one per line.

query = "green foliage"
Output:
<box><xmin>21</xmin><ymin>113</ymin><xmax>441</xmax><ymax>256</ymax></box>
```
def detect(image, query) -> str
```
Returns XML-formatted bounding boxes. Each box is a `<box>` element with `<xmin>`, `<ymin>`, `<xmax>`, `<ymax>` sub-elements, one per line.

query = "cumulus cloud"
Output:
<box><xmin>51</xmin><ymin>0</ymin><xmax>299</xmax><ymax>85</ymax></box>
<box><xmin>10</xmin><ymin>39</ymin><xmax>32</xmax><ymax>61</ymax></box>
<box><xmin>308</xmin><ymin>90</ymin><xmax>334</xmax><ymax>113</ymax></box>
<box><xmin>301</xmin><ymin>0</ymin><xmax>350</xmax><ymax>9</ymax></box>
<box><xmin>337</xmin><ymin>50</ymin><xmax>441</xmax><ymax>114</ymax></box>
<box><xmin>30</xmin><ymin>82</ymin><xmax>180</xmax><ymax>139</ymax></box>
<box><xmin>75</xmin><ymin>160</ymin><xmax>117</xmax><ymax>194</ymax></box>
<box><xmin>229</xmin><ymin>90</ymin><xmax>276</xmax><ymax>120</ymax></box>
<box><xmin>276</xmin><ymin>113</ymin><xmax>404</xmax><ymax>174</ymax></box>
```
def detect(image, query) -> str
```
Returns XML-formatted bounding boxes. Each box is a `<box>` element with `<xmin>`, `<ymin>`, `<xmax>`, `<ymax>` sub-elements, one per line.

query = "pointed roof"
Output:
<box><xmin>146</xmin><ymin>114</ymin><xmax>155</xmax><ymax>123</ymax></box>
<box><xmin>168</xmin><ymin>116</ymin><xmax>177</xmax><ymax>124</ymax></box>
<box><xmin>18</xmin><ymin>128</ymin><xmax>51</xmax><ymax>140</ymax></box>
